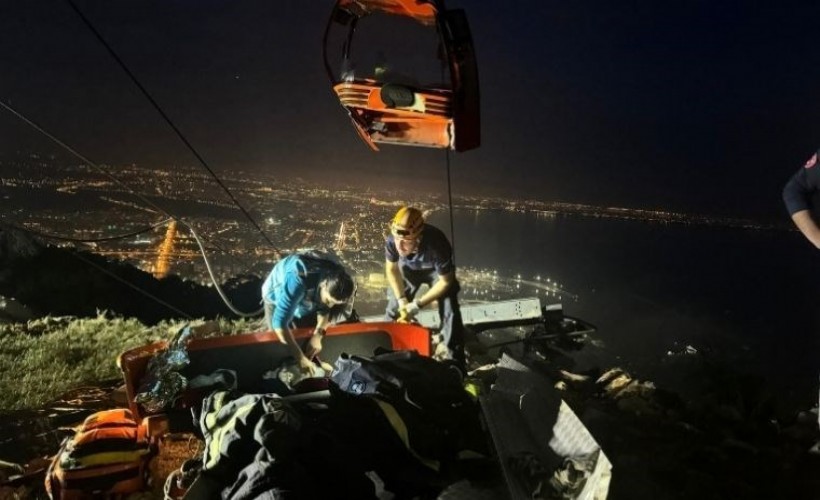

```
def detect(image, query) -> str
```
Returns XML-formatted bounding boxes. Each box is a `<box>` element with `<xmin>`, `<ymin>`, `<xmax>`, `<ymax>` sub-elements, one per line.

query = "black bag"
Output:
<box><xmin>331</xmin><ymin>350</ymin><xmax>466</xmax><ymax>408</ymax></box>
<box><xmin>330</xmin><ymin>350</ymin><xmax>479</xmax><ymax>463</ymax></box>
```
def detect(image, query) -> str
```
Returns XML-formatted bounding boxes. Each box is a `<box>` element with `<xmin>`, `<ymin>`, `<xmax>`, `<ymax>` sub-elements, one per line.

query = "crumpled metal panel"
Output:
<box><xmin>134</xmin><ymin>325</ymin><xmax>193</xmax><ymax>414</ymax></box>
<box><xmin>480</xmin><ymin>355</ymin><xmax>612</xmax><ymax>500</ymax></box>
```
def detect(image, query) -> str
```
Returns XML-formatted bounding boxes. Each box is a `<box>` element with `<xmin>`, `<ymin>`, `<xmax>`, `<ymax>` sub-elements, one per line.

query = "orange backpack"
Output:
<box><xmin>45</xmin><ymin>408</ymin><xmax>152</xmax><ymax>499</ymax></box>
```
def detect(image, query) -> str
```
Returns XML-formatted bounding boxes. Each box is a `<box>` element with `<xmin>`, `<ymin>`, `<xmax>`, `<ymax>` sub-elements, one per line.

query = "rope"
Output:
<box><xmin>182</xmin><ymin>220</ymin><xmax>263</xmax><ymax>318</ymax></box>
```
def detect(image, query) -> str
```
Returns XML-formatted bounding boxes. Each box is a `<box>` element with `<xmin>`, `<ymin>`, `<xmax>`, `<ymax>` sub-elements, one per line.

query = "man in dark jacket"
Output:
<box><xmin>383</xmin><ymin>206</ymin><xmax>464</xmax><ymax>366</ymax></box>
<box><xmin>783</xmin><ymin>147</ymin><xmax>820</xmax><ymax>451</ymax></box>
<box><xmin>783</xmin><ymin>148</ymin><xmax>820</xmax><ymax>249</ymax></box>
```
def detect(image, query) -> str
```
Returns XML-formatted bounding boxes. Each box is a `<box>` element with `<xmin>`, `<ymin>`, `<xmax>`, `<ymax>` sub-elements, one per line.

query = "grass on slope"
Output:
<box><xmin>0</xmin><ymin>313</ymin><xmax>259</xmax><ymax>411</ymax></box>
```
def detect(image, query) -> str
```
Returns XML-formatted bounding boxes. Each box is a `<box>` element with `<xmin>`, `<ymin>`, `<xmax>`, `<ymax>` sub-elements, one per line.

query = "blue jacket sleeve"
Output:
<box><xmin>272</xmin><ymin>275</ymin><xmax>306</xmax><ymax>330</ymax></box>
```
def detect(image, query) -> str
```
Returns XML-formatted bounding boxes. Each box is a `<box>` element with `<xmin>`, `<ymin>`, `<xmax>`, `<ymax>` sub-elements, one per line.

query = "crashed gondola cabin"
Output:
<box><xmin>324</xmin><ymin>0</ymin><xmax>480</xmax><ymax>151</ymax></box>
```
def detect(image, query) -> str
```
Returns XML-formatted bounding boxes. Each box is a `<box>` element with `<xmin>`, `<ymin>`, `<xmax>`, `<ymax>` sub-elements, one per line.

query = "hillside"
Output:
<box><xmin>0</xmin><ymin>224</ymin><xmax>261</xmax><ymax>324</ymax></box>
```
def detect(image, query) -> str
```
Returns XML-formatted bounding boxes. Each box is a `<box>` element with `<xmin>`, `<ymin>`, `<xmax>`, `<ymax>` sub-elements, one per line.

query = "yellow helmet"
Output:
<box><xmin>390</xmin><ymin>207</ymin><xmax>424</xmax><ymax>239</ymax></box>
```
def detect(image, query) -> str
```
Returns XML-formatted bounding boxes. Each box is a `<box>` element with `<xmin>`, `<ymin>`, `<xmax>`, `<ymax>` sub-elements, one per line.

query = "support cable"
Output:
<box><xmin>63</xmin><ymin>248</ymin><xmax>194</xmax><ymax>320</ymax></box>
<box><xmin>0</xmin><ymin>221</ymin><xmax>197</xmax><ymax>320</ymax></box>
<box><xmin>437</xmin><ymin>30</ymin><xmax>457</xmax><ymax>266</ymax></box>
<box><xmin>63</xmin><ymin>0</ymin><xmax>281</xmax><ymax>254</ymax></box>
<box><xmin>445</xmin><ymin>144</ymin><xmax>456</xmax><ymax>266</ymax></box>
<box><xmin>4</xmin><ymin>217</ymin><xmax>172</xmax><ymax>244</ymax></box>
<box><xmin>3</xmin><ymin>216</ymin><xmax>258</xmax><ymax>319</ymax></box>
<box><xmin>0</xmin><ymin>99</ymin><xmax>170</xmax><ymax>217</ymax></box>
<box><xmin>0</xmin><ymin>99</ymin><xmax>262</xmax><ymax>317</ymax></box>
<box><xmin>0</xmin><ymin>99</ymin><xmax>248</xmax><ymax>271</ymax></box>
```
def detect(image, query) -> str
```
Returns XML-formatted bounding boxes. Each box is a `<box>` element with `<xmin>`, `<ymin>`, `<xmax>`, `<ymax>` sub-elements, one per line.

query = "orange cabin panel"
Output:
<box><xmin>117</xmin><ymin>322</ymin><xmax>432</xmax><ymax>421</ymax></box>
<box><xmin>335</xmin><ymin>0</ymin><xmax>439</xmax><ymax>25</ymax></box>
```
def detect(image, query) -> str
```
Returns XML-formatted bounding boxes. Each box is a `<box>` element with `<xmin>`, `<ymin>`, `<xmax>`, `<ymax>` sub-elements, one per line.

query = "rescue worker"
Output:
<box><xmin>384</xmin><ymin>207</ymin><xmax>465</xmax><ymax>366</ymax></box>
<box><xmin>783</xmin><ymin>148</ymin><xmax>820</xmax><ymax>249</ymax></box>
<box><xmin>262</xmin><ymin>253</ymin><xmax>355</xmax><ymax>374</ymax></box>
<box><xmin>782</xmin><ymin>146</ymin><xmax>820</xmax><ymax>451</ymax></box>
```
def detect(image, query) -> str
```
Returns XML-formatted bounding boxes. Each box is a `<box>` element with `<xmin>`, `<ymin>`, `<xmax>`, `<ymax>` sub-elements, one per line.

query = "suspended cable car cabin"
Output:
<box><xmin>323</xmin><ymin>0</ymin><xmax>479</xmax><ymax>152</ymax></box>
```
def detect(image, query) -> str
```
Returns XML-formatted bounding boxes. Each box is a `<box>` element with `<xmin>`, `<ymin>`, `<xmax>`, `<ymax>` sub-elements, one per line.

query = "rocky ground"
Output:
<box><xmin>1</xmin><ymin>336</ymin><xmax>819</xmax><ymax>499</ymax></box>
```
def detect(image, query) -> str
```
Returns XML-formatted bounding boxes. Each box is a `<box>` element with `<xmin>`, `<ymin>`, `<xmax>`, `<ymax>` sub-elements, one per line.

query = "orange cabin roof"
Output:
<box><xmin>336</xmin><ymin>0</ymin><xmax>439</xmax><ymax>25</ymax></box>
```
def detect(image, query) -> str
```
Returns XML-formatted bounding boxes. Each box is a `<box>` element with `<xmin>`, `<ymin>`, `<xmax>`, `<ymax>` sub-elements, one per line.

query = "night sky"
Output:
<box><xmin>3</xmin><ymin>0</ymin><xmax>820</xmax><ymax>220</ymax></box>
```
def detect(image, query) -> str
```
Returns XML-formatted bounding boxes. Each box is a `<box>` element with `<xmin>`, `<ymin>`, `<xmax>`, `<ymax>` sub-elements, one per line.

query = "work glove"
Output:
<box><xmin>396</xmin><ymin>297</ymin><xmax>409</xmax><ymax>323</ymax></box>
<box><xmin>401</xmin><ymin>299</ymin><xmax>421</xmax><ymax>319</ymax></box>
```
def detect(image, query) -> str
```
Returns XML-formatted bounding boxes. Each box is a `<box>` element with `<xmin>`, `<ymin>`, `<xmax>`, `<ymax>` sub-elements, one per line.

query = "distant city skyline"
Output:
<box><xmin>0</xmin><ymin>152</ymin><xmax>786</xmax><ymax>301</ymax></box>
<box><xmin>0</xmin><ymin>150</ymin><xmax>789</xmax><ymax>228</ymax></box>
<box><xmin>0</xmin><ymin>158</ymin><xmax>579</xmax><ymax>314</ymax></box>
<box><xmin>3</xmin><ymin>1</ymin><xmax>820</xmax><ymax>223</ymax></box>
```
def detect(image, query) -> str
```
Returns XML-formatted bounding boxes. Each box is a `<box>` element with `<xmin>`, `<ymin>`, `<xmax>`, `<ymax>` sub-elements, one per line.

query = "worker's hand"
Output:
<box><xmin>401</xmin><ymin>299</ymin><xmax>421</xmax><ymax>319</ymax></box>
<box><xmin>319</xmin><ymin>360</ymin><xmax>334</xmax><ymax>373</ymax></box>
<box><xmin>298</xmin><ymin>355</ymin><xmax>317</xmax><ymax>377</ymax></box>
<box><xmin>306</xmin><ymin>332</ymin><xmax>323</xmax><ymax>359</ymax></box>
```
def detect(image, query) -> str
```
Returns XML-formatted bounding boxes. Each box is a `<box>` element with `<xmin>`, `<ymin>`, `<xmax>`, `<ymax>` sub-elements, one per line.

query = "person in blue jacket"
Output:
<box><xmin>383</xmin><ymin>206</ymin><xmax>465</xmax><ymax>366</ymax></box>
<box><xmin>261</xmin><ymin>253</ymin><xmax>355</xmax><ymax>374</ymax></box>
<box><xmin>783</xmin><ymin>146</ymin><xmax>820</xmax><ymax>451</ymax></box>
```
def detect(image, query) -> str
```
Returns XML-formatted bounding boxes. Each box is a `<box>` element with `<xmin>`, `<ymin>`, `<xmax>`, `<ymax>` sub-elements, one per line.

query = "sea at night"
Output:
<box><xmin>427</xmin><ymin>208</ymin><xmax>820</xmax><ymax>416</ymax></box>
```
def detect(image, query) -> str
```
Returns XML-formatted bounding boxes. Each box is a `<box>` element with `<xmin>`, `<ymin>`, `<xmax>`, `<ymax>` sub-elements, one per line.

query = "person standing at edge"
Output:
<box><xmin>784</xmin><ymin>148</ymin><xmax>820</xmax><ymax>248</ymax></box>
<box><xmin>384</xmin><ymin>206</ymin><xmax>465</xmax><ymax>367</ymax></box>
<box><xmin>783</xmin><ymin>146</ymin><xmax>820</xmax><ymax>452</ymax></box>
<box><xmin>262</xmin><ymin>253</ymin><xmax>355</xmax><ymax>375</ymax></box>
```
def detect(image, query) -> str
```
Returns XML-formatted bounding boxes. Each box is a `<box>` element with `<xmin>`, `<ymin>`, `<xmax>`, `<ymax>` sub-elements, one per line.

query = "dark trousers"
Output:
<box><xmin>384</xmin><ymin>268</ymin><xmax>465</xmax><ymax>365</ymax></box>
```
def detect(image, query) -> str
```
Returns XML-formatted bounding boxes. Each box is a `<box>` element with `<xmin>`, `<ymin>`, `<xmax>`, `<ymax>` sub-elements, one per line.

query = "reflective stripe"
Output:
<box><xmin>65</xmin><ymin>449</ymin><xmax>150</xmax><ymax>469</ymax></box>
<box><xmin>373</xmin><ymin>399</ymin><xmax>440</xmax><ymax>472</ymax></box>
<box><xmin>202</xmin><ymin>393</ymin><xmax>259</xmax><ymax>471</ymax></box>
<box><xmin>204</xmin><ymin>391</ymin><xmax>228</xmax><ymax>430</ymax></box>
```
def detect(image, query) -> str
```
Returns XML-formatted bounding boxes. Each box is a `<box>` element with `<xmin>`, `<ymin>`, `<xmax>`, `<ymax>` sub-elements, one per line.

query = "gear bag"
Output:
<box><xmin>45</xmin><ymin>408</ymin><xmax>152</xmax><ymax>499</ymax></box>
<box><xmin>330</xmin><ymin>350</ymin><xmax>478</xmax><ymax>464</ymax></box>
<box><xmin>330</xmin><ymin>350</ymin><xmax>467</xmax><ymax>409</ymax></box>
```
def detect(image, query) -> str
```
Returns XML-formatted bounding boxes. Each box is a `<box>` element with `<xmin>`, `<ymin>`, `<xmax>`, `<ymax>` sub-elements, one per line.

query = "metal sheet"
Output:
<box><xmin>480</xmin><ymin>355</ymin><xmax>612</xmax><ymax>500</ymax></box>
<box><xmin>362</xmin><ymin>297</ymin><xmax>547</xmax><ymax>330</ymax></box>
